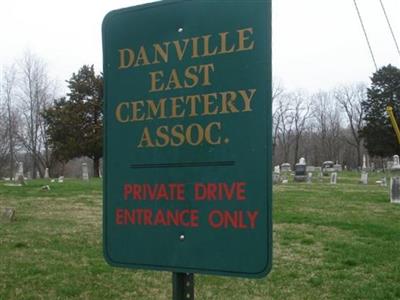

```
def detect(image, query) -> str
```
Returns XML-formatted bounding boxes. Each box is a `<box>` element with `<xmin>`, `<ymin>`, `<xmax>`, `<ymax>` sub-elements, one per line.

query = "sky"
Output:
<box><xmin>0</xmin><ymin>0</ymin><xmax>399</xmax><ymax>95</ymax></box>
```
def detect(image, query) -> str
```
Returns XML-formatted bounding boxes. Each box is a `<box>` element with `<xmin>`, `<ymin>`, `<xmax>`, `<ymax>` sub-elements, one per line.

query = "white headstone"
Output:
<box><xmin>362</xmin><ymin>155</ymin><xmax>367</xmax><ymax>170</ymax></box>
<box><xmin>393</xmin><ymin>155</ymin><xmax>400</xmax><ymax>167</ymax></box>
<box><xmin>44</xmin><ymin>168</ymin><xmax>49</xmax><ymax>179</ymax></box>
<box><xmin>273</xmin><ymin>173</ymin><xmax>280</xmax><ymax>185</ymax></box>
<box><xmin>15</xmin><ymin>162</ymin><xmax>24</xmax><ymax>178</ymax></box>
<box><xmin>360</xmin><ymin>172</ymin><xmax>368</xmax><ymax>185</ymax></box>
<box><xmin>58</xmin><ymin>176</ymin><xmax>64</xmax><ymax>183</ymax></box>
<box><xmin>299</xmin><ymin>157</ymin><xmax>306</xmax><ymax>165</ymax></box>
<box><xmin>306</xmin><ymin>166</ymin><xmax>315</xmax><ymax>173</ymax></box>
<box><xmin>82</xmin><ymin>163</ymin><xmax>89</xmax><ymax>181</ymax></box>
<box><xmin>307</xmin><ymin>172</ymin><xmax>312</xmax><ymax>184</ymax></box>
<box><xmin>330</xmin><ymin>172</ymin><xmax>337</xmax><ymax>184</ymax></box>
<box><xmin>281</xmin><ymin>163</ymin><xmax>291</xmax><ymax>173</ymax></box>
<box><xmin>274</xmin><ymin>165</ymin><xmax>280</xmax><ymax>174</ymax></box>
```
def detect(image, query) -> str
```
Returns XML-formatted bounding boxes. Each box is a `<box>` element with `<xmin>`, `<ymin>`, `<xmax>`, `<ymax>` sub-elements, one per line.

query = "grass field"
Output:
<box><xmin>1</xmin><ymin>172</ymin><xmax>400</xmax><ymax>299</ymax></box>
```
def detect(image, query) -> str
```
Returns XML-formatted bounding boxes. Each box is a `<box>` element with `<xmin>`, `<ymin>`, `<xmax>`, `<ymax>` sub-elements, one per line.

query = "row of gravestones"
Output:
<box><xmin>5</xmin><ymin>162</ymin><xmax>91</xmax><ymax>183</ymax></box>
<box><xmin>274</xmin><ymin>158</ymin><xmax>340</xmax><ymax>184</ymax></box>
<box><xmin>1</xmin><ymin>162</ymin><xmax>93</xmax><ymax>220</ymax></box>
<box><xmin>273</xmin><ymin>155</ymin><xmax>400</xmax><ymax>204</ymax></box>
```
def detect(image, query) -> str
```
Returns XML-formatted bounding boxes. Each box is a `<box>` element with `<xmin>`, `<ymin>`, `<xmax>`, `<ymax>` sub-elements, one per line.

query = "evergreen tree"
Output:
<box><xmin>42</xmin><ymin>97</ymin><xmax>81</xmax><ymax>169</ymax></box>
<box><xmin>360</xmin><ymin>65</ymin><xmax>400</xmax><ymax>157</ymax></box>
<box><xmin>66</xmin><ymin>65</ymin><xmax>103</xmax><ymax>176</ymax></box>
<box><xmin>44</xmin><ymin>65</ymin><xmax>103</xmax><ymax>176</ymax></box>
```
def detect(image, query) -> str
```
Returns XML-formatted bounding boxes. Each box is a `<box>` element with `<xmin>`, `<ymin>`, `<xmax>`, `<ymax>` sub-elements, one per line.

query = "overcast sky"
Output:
<box><xmin>1</xmin><ymin>0</ymin><xmax>399</xmax><ymax>95</ymax></box>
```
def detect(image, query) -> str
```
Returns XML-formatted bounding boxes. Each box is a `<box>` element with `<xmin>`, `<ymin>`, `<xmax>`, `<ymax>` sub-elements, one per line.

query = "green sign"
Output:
<box><xmin>102</xmin><ymin>0</ymin><xmax>272</xmax><ymax>278</ymax></box>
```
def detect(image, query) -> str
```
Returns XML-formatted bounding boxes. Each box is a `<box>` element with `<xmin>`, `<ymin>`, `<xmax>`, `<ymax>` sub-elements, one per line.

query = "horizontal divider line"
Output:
<box><xmin>130</xmin><ymin>161</ymin><xmax>235</xmax><ymax>169</ymax></box>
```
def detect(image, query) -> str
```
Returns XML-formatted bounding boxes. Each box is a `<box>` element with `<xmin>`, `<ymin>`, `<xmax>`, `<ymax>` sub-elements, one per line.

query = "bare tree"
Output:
<box><xmin>0</xmin><ymin>99</ymin><xmax>9</xmax><ymax>175</ymax></box>
<box><xmin>272</xmin><ymin>81</ymin><xmax>287</xmax><ymax>158</ymax></box>
<box><xmin>334</xmin><ymin>83</ymin><xmax>366</xmax><ymax>167</ymax></box>
<box><xmin>289</xmin><ymin>91</ymin><xmax>311</xmax><ymax>165</ymax></box>
<box><xmin>273</xmin><ymin>99</ymin><xmax>286</xmax><ymax>159</ymax></box>
<box><xmin>274</xmin><ymin>94</ymin><xmax>295</xmax><ymax>164</ymax></box>
<box><xmin>17</xmin><ymin>51</ymin><xmax>55</xmax><ymax>178</ymax></box>
<box><xmin>272</xmin><ymin>78</ymin><xmax>284</xmax><ymax>103</ymax></box>
<box><xmin>311</xmin><ymin>92</ymin><xmax>343</xmax><ymax>163</ymax></box>
<box><xmin>1</xmin><ymin>65</ymin><xmax>19</xmax><ymax>178</ymax></box>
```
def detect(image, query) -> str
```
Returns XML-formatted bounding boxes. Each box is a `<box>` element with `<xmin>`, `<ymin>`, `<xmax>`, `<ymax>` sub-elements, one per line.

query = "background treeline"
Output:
<box><xmin>272</xmin><ymin>83</ymin><xmax>366</xmax><ymax>169</ymax></box>
<box><xmin>0</xmin><ymin>51</ymin><xmax>102</xmax><ymax>178</ymax></box>
<box><xmin>273</xmin><ymin>64</ymin><xmax>400</xmax><ymax>169</ymax></box>
<box><xmin>1</xmin><ymin>51</ymin><xmax>399</xmax><ymax>177</ymax></box>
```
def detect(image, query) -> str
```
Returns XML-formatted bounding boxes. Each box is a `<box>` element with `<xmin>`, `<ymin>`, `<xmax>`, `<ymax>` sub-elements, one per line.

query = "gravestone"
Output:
<box><xmin>280</xmin><ymin>163</ymin><xmax>291</xmax><ymax>173</ymax></box>
<box><xmin>82</xmin><ymin>163</ymin><xmax>89</xmax><ymax>181</ymax></box>
<box><xmin>41</xmin><ymin>185</ymin><xmax>51</xmax><ymax>191</ymax></box>
<box><xmin>307</xmin><ymin>172</ymin><xmax>312</xmax><ymax>184</ymax></box>
<box><xmin>360</xmin><ymin>172</ymin><xmax>368</xmax><ymax>185</ymax></box>
<box><xmin>362</xmin><ymin>154</ymin><xmax>367</xmax><ymax>171</ymax></box>
<box><xmin>58</xmin><ymin>176</ymin><xmax>64</xmax><ymax>183</ymax></box>
<box><xmin>1</xmin><ymin>208</ymin><xmax>16</xmax><ymax>222</ymax></box>
<box><xmin>17</xmin><ymin>175</ymin><xmax>26</xmax><ymax>185</ymax></box>
<box><xmin>280</xmin><ymin>163</ymin><xmax>291</xmax><ymax>183</ymax></box>
<box><xmin>44</xmin><ymin>168</ymin><xmax>49</xmax><ymax>179</ymax></box>
<box><xmin>333</xmin><ymin>162</ymin><xmax>342</xmax><ymax>172</ymax></box>
<box><xmin>14</xmin><ymin>162</ymin><xmax>26</xmax><ymax>185</ymax></box>
<box><xmin>382</xmin><ymin>177</ymin><xmax>387</xmax><ymax>187</ymax></box>
<box><xmin>294</xmin><ymin>157</ymin><xmax>307</xmax><ymax>182</ymax></box>
<box><xmin>273</xmin><ymin>165</ymin><xmax>280</xmax><ymax>184</ymax></box>
<box><xmin>306</xmin><ymin>166</ymin><xmax>315</xmax><ymax>173</ymax></box>
<box><xmin>322</xmin><ymin>161</ymin><xmax>334</xmax><ymax>176</ymax></box>
<box><xmin>390</xmin><ymin>155</ymin><xmax>400</xmax><ymax>203</ymax></box>
<box><xmin>15</xmin><ymin>162</ymin><xmax>24</xmax><ymax>180</ymax></box>
<box><xmin>330</xmin><ymin>172</ymin><xmax>337</xmax><ymax>184</ymax></box>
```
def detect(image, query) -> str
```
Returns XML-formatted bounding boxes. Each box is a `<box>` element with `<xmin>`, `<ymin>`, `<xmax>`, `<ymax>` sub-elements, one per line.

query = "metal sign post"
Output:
<box><xmin>173</xmin><ymin>273</ymin><xmax>194</xmax><ymax>300</ymax></box>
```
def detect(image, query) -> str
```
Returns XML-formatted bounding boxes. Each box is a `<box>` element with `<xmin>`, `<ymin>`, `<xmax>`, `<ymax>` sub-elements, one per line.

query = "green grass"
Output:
<box><xmin>1</xmin><ymin>172</ymin><xmax>400</xmax><ymax>299</ymax></box>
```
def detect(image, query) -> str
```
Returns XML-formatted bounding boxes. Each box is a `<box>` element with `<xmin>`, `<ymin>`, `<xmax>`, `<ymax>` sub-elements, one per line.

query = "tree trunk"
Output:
<box><xmin>356</xmin><ymin>142</ymin><xmax>362</xmax><ymax>169</ymax></box>
<box><xmin>9</xmin><ymin>135</ymin><xmax>14</xmax><ymax>179</ymax></box>
<box><xmin>294</xmin><ymin>137</ymin><xmax>300</xmax><ymax>166</ymax></box>
<box><xmin>93</xmin><ymin>157</ymin><xmax>100</xmax><ymax>177</ymax></box>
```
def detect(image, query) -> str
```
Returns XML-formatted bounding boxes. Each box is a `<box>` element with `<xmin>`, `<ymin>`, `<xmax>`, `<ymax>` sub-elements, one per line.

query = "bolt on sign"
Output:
<box><xmin>102</xmin><ymin>0</ymin><xmax>272</xmax><ymax>278</ymax></box>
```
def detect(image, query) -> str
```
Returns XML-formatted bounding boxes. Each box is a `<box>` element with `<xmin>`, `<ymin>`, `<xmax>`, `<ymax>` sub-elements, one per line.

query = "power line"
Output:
<box><xmin>378</xmin><ymin>0</ymin><xmax>400</xmax><ymax>61</ymax></box>
<box><xmin>353</xmin><ymin>0</ymin><xmax>378</xmax><ymax>71</ymax></box>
